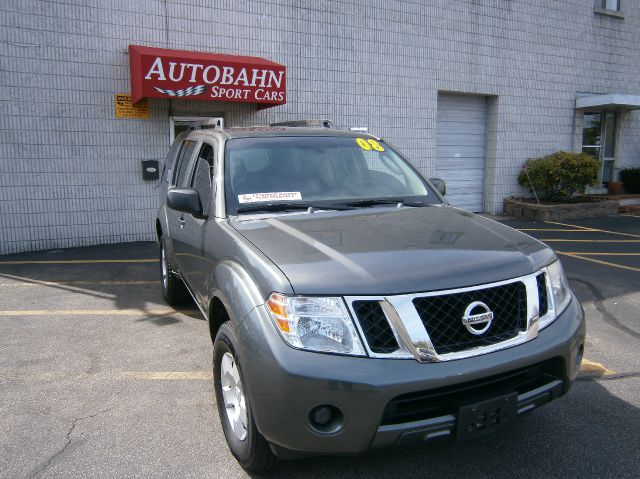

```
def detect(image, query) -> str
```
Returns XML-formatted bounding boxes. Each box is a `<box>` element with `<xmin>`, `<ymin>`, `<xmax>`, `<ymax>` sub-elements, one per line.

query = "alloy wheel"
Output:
<box><xmin>220</xmin><ymin>352</ymin><xmax>248</xmax><ymax>441</ymax></box>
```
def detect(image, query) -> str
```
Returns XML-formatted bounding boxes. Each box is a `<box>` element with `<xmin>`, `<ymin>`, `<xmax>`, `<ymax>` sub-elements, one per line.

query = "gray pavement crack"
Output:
<box><xmin>28</xmin><ymin>407</ymin><xmax>114</xmax><ymax>479</ymax></box>
<box><xmin>569</xmin><ymin>277</ymin><xmax>640</xmax><ymax>340</ymax></box>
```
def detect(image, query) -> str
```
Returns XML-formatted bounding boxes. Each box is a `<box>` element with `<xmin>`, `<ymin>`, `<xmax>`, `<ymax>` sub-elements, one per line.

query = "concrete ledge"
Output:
<box><xmin>594</xmin><ymin>6</ymin><xmax>625</xmax><ymax>19</ymax></box>
<box><xmin>619</xmin><ymin>205</ymin><xmax>640</xmax><ymax>216</ymax></box>
<box><xmin>503</xmin><ymin>198</ymin><xmax>619</xmax><ymax>221</ymax></box>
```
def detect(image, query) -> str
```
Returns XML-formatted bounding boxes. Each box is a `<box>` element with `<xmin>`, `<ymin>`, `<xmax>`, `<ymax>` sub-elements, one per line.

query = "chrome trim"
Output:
<box><xmin>537</xmin><ymin>269</ymin><xmax>556</xmax><ymax>330</ymax></box>
<box><xmin>380</xmin><ymin>299</ymin><xmax>435</xmax><ymax>362</ymax></box>
<box><xmin>461</xmin><ymin>301</ymin><xmax>493</xmax><ymax>335</ymax></box>
<box><xmin>345</xmin><ymin>271</ymin><xmax>543</xmax><ymax>363</ymax></box>
<box><xmin>348</xmin><ymin>300</ymin><xmax>413</xmax><ymax>360</ymax></box>
<box><xmin>538</xmin><ymin>262</ymin><xmax>572</xmax><ymax>331</ymax></box>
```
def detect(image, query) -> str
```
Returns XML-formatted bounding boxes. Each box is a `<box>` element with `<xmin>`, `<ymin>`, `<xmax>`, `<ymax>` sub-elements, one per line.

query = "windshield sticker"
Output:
<box><xmin>238</xmin><ymin>192</ymin><xmax>302</xmax><ymax>204</ymax></box>
<box><xmin>356</xmin><ymin>138</ymin><xmax>385</xmax><ymax>152</ymax></box>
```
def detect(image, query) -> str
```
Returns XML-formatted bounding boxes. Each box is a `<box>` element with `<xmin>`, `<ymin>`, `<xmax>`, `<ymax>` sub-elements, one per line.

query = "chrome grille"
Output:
<box><xmin>412</xmin><ymin>282</ymin><xmax>527</xmax><ymax>355</ymax></box>
<box><xmin>347</xmin><ymin>270</ymin><xmax>548</xmax><ymax>362</ymax></box>
<box><xmin>537</xmin><ymin>273</ymin><xmax>548</xmax><ymax>317</ymax></box>
<box><xmin>352</xmin><ymin>301</ymin><xmax>399</xmax><ymax>354</ymax></box>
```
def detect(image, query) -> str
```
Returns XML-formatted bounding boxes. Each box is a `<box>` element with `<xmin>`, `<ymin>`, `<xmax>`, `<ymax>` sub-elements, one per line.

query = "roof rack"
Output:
<box><xmin>189</xmin><ymin>117</ymin><xmax>224</xmax><ymax>131</ymax></box>
<box><xmin>269</xmin><ymin>119</ymin><xmax>336</xmax><ymax>129</ymax></box>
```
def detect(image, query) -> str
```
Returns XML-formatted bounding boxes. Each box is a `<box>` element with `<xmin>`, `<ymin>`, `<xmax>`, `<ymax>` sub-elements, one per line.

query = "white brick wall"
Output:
<box><xmin>1</xmin><ymin>0</ymin><xmax>639</xmax><ymax>254</ymax></box>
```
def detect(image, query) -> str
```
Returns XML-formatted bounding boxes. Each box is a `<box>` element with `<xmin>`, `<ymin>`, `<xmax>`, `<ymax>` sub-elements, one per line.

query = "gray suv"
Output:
<box><xmin>156</xmin><ymin>121</ymin><xmax>585</xmax><ymax>472</ymax></box>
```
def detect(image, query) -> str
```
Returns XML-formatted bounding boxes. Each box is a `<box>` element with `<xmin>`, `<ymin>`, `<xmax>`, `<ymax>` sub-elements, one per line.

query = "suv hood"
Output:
<box><xmin>231</xmin><ymin>206</ymin><xmax>554</xmax><ymax>295</ymax></box>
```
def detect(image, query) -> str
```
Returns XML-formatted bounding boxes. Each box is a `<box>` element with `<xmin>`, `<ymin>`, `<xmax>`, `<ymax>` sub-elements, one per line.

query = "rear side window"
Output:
<box><xmin>162</xmin><ymin>138</ymin><xmax>184</xmax><ymax>182</ymax></box>
<box><xmin>190</xmin><ymin>142</ymin><xmax>216</xmax><ymax>217</ymax></box>
<box><xmin>172</xmin><ymin>140</ymin><xmax>197</xmax><ymax>187</ymax></box>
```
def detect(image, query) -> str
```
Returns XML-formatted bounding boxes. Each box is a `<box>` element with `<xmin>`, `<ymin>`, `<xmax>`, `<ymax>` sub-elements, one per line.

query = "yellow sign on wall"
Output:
<box><xmin>114</xmin><ymin>93</ymin><xmax>149</xmax><ymax>119</ymax></box>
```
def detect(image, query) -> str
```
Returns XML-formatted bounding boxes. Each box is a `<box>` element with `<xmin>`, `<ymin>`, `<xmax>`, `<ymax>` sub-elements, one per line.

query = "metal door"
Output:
<box><xmin>436</xmin><ymin>94</ymin><xmax>487</xmax><ymax>212</ymax></box>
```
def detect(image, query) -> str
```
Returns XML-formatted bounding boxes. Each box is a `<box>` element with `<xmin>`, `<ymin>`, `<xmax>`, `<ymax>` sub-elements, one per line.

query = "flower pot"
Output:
<box><xmin>608</xmin><ymin>181</ymin><xmax>623</xmax><ymax>195</ymax></box>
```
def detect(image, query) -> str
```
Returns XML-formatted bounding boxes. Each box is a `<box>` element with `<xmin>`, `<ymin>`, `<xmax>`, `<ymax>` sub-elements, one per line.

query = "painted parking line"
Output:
<box><xmin>0</xmin><ymin>371</ymin><xmax>213</xmax><ymax>381</ymax></box>
<box><xmin>0</xmin><ymin>280</ymin><xmax>158</xmax><ymax>287</ymax></box>
<box><xmin>120</xmin><ymin>371</ymin><xmax>213</xmax><ymax>380</ymax></box>
<box><xmin>0</xmin><ymin>309</ymin><xmax>187</xmax><ymax>317</ymax></box>
<box><xmin>544</xmin><ymin>221</ymin><xmax>594</xmax><ymax>231</ymax></box>
<box><xmin>0</xmin><ymin>360</ymin><xmax>613</xmax><ymax>381</ymax></box>
<box><xmin>0</xmin><ymin>259</ymin><xmax>158</xmax><ymax>265</ymax></box>
<box><xmin>545</xmin><ymin>220</ymin><xmax>640</xmax><ymax>239</ymax></box>
<box><xmin>557</xmin><ymin>252</ymin><xmax>640</xmax><ymax>273</ymax></box>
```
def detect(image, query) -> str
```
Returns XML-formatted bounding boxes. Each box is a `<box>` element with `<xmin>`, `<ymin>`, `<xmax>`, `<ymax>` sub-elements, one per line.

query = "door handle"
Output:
<box><xmin>179</xmin><ymin>216</ymin><xmax>186</xmax><ymax>228</ymax></box>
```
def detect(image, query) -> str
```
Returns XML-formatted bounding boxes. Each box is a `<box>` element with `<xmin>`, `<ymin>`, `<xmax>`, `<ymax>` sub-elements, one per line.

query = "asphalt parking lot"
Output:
<box><xmin>1</xmin><ymin>215</ymin><xmax>639</xmax><ymax>478</ymax></box>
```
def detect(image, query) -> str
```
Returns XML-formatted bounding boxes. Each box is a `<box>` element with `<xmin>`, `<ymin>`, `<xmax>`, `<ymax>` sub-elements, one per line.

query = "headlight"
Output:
<box><xmin>547</xmin><ymin>260</ymin><xmax>570</xmax><ymax>316</ymax></box>
<box><xmin>266</xmin><ymin>293</ymin><xmax>366</xmax><ymax>356</ymax></box>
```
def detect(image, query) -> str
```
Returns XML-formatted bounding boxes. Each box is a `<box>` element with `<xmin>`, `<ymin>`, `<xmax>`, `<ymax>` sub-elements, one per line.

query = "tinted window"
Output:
<box><xmin>190</xmin><ymin>143</ymin><xmax>216</xmax><ymax>217</ymax></box>
<box><xmin>163</xmin><ymin>138</ymin><xmax>184</xmax><ymax>182</ymax></box>
<box><xmin>173</xmin><ymin>140</ymin><xmax>197</xmax><ymax>187</ymax></box>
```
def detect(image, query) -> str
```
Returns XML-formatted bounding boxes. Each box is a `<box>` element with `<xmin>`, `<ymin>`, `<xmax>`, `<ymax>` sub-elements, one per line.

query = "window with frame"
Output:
<box><xmin>582</xmin><ymin>112</ymin><xmax>616</xmax><ymax>183</ymax></box>
<box><xmin>172</xmin><ymin>140</ymin><xmax>197</xmax><ymax>187</ymax></box>
<box><xmin>598</xmin><ymin>0</ymin><xmax>620</xmax><ymax>11</ymax></box>
<box><xmin>190</xmin><ymin>143</ymin><xmax>216</xmax><ymax>217</ymax></box>
<box><xmin>162</xmin><ymin>137</ymin><xmax>184</xmax><ymax>182</ymax></box>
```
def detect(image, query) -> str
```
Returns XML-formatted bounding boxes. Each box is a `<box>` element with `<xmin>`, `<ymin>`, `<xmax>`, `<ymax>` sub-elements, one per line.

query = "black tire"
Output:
<box><xmin>159</xmin><ymin>237</ymin><xmax>189</xmax><ymax>306</ymax></box>
<box><xmin>213</xmin><ymin>323</ymin><xmax>280</xmax><ymax>473</ymax></box>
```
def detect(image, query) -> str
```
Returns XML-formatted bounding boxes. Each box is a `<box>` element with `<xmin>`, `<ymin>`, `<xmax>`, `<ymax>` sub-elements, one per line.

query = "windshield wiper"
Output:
<box><xmin>236</xmin><ymin>202</ymin><xmax>353</xmax><ymax>214</ymax></box>
<box><xmin>343</xmin><ymin>198</ymin><xmax>429</xmax><ymax>208</ymax></box>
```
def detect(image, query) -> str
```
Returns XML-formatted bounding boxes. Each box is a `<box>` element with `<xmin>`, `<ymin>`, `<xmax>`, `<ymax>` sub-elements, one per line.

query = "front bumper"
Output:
<box><xmin>235</xmin><ymin>293</ymin><xmax>585</xmax><ymax>457</ymax></box>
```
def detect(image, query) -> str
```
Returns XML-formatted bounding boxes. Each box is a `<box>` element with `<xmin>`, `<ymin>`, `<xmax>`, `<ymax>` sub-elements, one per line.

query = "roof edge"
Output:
<box><xmin>576</xmin><ymin>94</ymin><xmax>640</xmax><ymax>111</ymax></box>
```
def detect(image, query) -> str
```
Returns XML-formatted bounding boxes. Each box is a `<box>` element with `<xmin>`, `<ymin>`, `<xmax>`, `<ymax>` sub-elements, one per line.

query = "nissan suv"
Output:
<box><xmin>156</xmin><ymin>120</ymin><xmax>586</xmax><ymax>472</ymax></box>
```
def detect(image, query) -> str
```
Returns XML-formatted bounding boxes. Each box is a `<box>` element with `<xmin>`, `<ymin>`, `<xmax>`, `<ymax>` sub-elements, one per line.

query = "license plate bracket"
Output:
<box><xmin>457</xmin><ymin>392</ymin><xmax>518</xmax><ymax>441</ymax></box>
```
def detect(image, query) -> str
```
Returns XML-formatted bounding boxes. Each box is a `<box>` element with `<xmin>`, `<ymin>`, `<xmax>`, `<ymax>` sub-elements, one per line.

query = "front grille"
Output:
<box><xmin>381</xmin><ymin>357</ymin><xmax>564</xmax><ymax>425</ymax></box>
<box><xmin>537</xmin><ymin>273</ymin><xmax>549</xmax><ymax>317</ymax></box>
<box><xmin>352</xmin><ymin>301</ymin><xmax>399</xmax><ymax>354</ymax></box>
<box><xmin>412</xmin><ymin>282</ymin><xmax>527</xmax><ymax>355</ymax></box>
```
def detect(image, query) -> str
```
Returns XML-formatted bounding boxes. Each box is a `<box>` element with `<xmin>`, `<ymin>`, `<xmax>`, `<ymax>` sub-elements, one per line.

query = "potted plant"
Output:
<box><xmin>607</xmin><ymin>179</ymin><xmax>623</xmax><ymax>195</ymax></box>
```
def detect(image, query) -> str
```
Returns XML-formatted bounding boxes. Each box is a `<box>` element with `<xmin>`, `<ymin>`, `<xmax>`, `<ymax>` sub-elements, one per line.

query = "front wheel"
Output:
<box><xmin>213</xmin><ymin>323</ymin><xmax>280</xmax><ymax>473</ymax></box>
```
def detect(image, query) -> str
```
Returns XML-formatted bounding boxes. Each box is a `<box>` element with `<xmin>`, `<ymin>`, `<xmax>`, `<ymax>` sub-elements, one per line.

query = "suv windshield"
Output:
<box><xmin>224</xmin><ymin>136</ymin><xmax>440</xmax><ymax>215</ymax></box>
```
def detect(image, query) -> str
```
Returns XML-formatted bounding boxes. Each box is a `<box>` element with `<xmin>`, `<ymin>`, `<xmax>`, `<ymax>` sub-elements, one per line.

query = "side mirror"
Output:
<box><xmin>429</xmin><ymin>178</ymin><xmax>446</xmax><ymax>196</ymax></box>
<box><xmin>167</xmin><ymin>188</ymin><xmax>202</xmax><ymax>215</ymax></box>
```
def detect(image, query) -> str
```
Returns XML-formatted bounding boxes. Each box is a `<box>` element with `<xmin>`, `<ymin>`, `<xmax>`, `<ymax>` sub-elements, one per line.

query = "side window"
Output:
<box><xmin>173</xmin><ymin>140</ymin><xmax>197</xmax><ymax>187</ymax></box>
<box><xmin>162</xmin><ymin>138</ymin><xmax>184</xmax><ymax>182</ymax></box>
<box><xmin>190</xmin><ymin>142</ymin><xmax>216</xmax><ymax>217</ymax></box>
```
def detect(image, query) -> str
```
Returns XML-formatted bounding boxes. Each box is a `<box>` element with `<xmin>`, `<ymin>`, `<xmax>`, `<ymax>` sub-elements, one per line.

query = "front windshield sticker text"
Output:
<box><xmin>238</xmin><ymin>192</ymin><xmax>303</xmax><ymax>203</ymax></box>
<box><xmin>356</xmin><ymin>138</ymin><xmax>385</xmax><ymax>152</ymax></box>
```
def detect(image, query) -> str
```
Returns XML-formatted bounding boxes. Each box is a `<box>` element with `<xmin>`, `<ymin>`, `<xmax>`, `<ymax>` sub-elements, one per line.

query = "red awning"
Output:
<box><xmin>128</xmin><ymin>45</ymin><xmax>286</xmax><ymax>108</ymax></box>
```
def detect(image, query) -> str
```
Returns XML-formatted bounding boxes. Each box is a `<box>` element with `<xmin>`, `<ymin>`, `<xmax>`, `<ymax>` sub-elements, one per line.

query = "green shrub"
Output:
<box><xmin>517</xmin><ymin>151</ymin><xmax>600</xmax><ymax>201</ymax></box>
<box><xmin>620</xmin><ymin>168</ymin><xmax>640</xmax><ymax>194</ymax></box>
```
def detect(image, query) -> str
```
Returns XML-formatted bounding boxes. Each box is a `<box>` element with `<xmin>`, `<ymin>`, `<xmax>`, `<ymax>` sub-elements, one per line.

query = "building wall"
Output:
<box><xmin>1</xmin><ymin>0</ymin><xmax>639</xmax><ymax>254</ymax></box>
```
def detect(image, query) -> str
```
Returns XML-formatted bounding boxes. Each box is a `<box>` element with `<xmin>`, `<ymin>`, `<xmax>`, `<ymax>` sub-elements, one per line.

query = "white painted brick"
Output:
<box><xmin>1</xmin><ymin>0</ymin><xmax>639</xmax><ymax>253</ymax></box>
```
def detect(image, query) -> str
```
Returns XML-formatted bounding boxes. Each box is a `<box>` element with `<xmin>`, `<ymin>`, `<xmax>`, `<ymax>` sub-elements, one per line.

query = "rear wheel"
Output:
<box><xmin>213</xmin><ymin>323</ymin><xmax>280</xmax><ymax>473</ymax></box>
<box><xmin>159</xmin><ymin>238</ymin><xmax>189</xmax><ymax>305</ymax></box>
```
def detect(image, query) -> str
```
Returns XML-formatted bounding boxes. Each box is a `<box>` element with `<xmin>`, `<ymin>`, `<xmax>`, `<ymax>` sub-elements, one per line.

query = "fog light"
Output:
<box><xmin>308</xmin><ymin>405</ymin><xmax>344</xmax><ymax>434</ymax></box>
<box><xmin>311</xmin><ymin>406</ymin><xmax>333</xmax><ymax>426</ymax></box>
